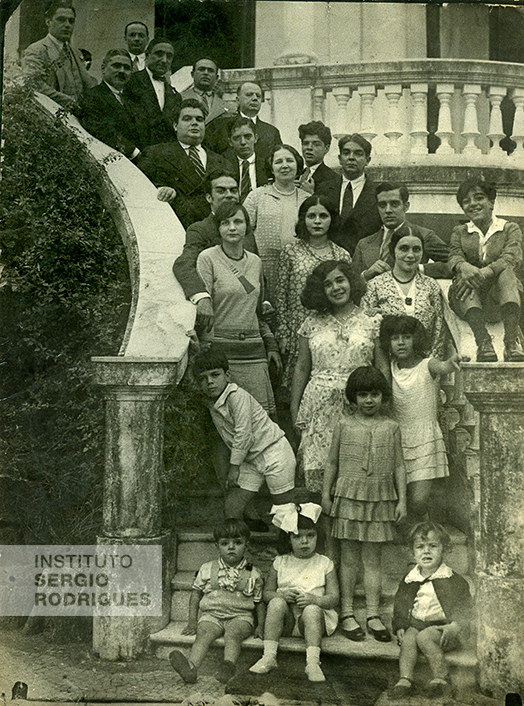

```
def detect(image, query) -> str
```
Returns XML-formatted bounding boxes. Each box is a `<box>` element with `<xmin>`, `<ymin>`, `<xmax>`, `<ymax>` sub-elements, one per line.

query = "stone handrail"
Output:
<box><xmin>222</xmin><ymin>58</ymin><xmax>524</xmax><ymax>166</ymax></box>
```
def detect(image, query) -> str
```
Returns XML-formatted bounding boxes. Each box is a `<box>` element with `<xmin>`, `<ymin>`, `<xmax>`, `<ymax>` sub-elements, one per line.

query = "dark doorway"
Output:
<box><xmin>155</xmin><ymin>0</ymin><xmax>255</xmax><ymax>73</ymax></box>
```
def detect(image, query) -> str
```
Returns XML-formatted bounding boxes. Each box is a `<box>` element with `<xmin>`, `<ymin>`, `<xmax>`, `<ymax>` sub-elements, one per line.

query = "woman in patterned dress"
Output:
<box><xmin>243</xmin><ymin>144</ymin><xmax>310</xmax><ymax>302</ymax></box>
<box><xmin>360</xmin><ymin>227</ymin><xmax>445</xmax><ymax>358</ymax></box>
<box><xmin>290</xmin><ymin>260</ymin><xmax>383</xmax><ymax>502</ymax></box>
<box><xmin>275</xmin><ymin>195</ymin><xmax>351</xmax><ymax>393</ymax></box>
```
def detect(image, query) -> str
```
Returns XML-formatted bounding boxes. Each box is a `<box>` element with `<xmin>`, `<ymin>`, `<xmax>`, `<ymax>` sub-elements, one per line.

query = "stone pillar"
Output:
<box><xmin>462</xmin><ymin>364</ymin><xmax>524</xmax><ymax>698</ymax></box>
<box><xmin>91</xmin><ymin>357</ymin><xmax>180</xmax><ymax>660</ymax></box>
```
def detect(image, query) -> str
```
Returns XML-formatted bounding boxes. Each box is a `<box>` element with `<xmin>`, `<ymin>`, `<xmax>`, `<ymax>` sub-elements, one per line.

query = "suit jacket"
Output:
<box><xmin>22</xmin><ymin>35</ymin><xmax>96</xmax><ymax>109</ymax></box>
<box><xmin>317</xmin><ymin>175</ymin><xmax>382</xmax><ymax>255</ymax></box>
<box><xmin>448</xmin><ymin>220</ymin><xmax>523</xmax><ymax>279</ymax></box>
<box><xmin>124</xmin><ymin>69</ymin><xmax>182</xmax><ymax>147</ymax></box>
<box><xmin>173</xmin><ymin>214</ymin><xmax>258</xmax><ymax>299</ymax></box>
<box><xmin>181</xmin><ymin>85</ymin><xmax>231</xmax><ymax>125</ymax></box>
<box><xmin>205</xmin><ymin>111</ymin><xmax>282</xmax><ymax>163</ymax></box>
<box><xmin>353</xmin><ymin>221</ymin><xmax>451</xmax><ymax>280</ymax></box>
<box><xmin>310</xmin><ymin>161</ymin><xmax>339</xmax><ymax>191</ymax></box>
<box><xmin>223</xmin><ymin>148</ymin><xmax>269</xmax><ymax>190</ymax></box>
<box><xmin>138</xmin><ymin>141</ymin><xmax>230</xmax><ymax>229</ymax></box>
<box><xmin>79</xmin><ymin>81</ymin><xmax>142</xmax><ymax>157</ymax></box>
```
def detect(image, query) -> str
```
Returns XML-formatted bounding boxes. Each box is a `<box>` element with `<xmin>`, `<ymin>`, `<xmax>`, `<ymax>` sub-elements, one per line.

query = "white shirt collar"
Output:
<box><xmin>47</xmin><ymin>33</ymin><xmax>67</xmax><ymax>51</ymax></box>
<box><xmin>213</xmin><ymin>382</ymin><xmax>238</xmax><ymax>409</ymax></box>
<box><xmin>130</xmin><ymin>52</ymin><xmax>146</xmax><ymax>60</ymax></box>
<box><xmin>405</xmin><ymin>562</ymin><xmax>453</xmax><ymax>583</ymax></box>
<box><xmin>466</xmin><ymin>216</ymin><xmax>506</xmax><ymax>242</ymax></box>
<box><xmin>342</xmin><ymin>172</ymin><xmax>366</xmax><ymax>189</ymax></box>
<box><xmin>239</xmin><ymin>111</ymin><xmax>257</xmax><ymax>122</ymax></box>
<box><xmin>237</xmin><ymin>154</ymin><xmax>255</xmax><ymax>165</ymax></box>
<box><xmin>104</xmin><ymin>81</ymin><xmax>123</xmax><ymax>99</ymax></box>
<box><xmin>145</xmin><ymin>66</ymin><xmax>164</xmax><ymax>85</ymax></box>
<box><xmin>179</xmin><ymin>140</ymin><xmax>204</xmax><ymax>152</ymax></box>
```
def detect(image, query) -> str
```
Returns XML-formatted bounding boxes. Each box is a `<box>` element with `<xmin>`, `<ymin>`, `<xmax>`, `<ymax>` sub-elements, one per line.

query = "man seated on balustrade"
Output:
<box><xmin>138</xmin><ymin>98</ymin><xmax>229</xmax><ymax>229</ymax></box>
<box><xmin>353</xmin><ymin>182</ymin><xmax>450</xmax><ymax>281</ymax></box>
<box><xmin>448</xmin><ymin>177</ymin><xmax>524</xmax><ymax>362</ymax></box>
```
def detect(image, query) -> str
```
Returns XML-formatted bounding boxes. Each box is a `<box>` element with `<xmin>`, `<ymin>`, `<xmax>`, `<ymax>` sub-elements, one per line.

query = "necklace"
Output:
<box><xmin>334</xmin><ymin>306</ymin><xmax>355</xmax><ymax>323</ymax></box>
<box><xmin>307</xmin><ymin>240</ymin><xmax>331</xmax><ymax>250</ymax></box>
<box><xmin>272</xmin><ymin>183</ymin><xmax>296</xmax><ymax>196</ymax></box>
<box><xmin>220</xmin><ymin>244</ymin><xmax>245</xmax><ymax>261</ymax></box>
<box><xmin>391</xmin><ymin>270</ymin><xmax>417</xmax><ymax>284</ymax></box>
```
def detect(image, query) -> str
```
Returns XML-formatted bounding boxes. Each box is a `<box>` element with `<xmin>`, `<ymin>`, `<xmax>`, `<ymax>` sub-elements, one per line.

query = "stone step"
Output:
<box><xmin>150</xmin><ymin>620</ymin><xmax>477</xmax><ymax>672</ymax></box>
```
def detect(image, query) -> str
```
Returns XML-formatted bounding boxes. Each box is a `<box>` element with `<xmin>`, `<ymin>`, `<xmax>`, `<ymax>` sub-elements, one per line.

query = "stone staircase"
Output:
<box><xmin>150</xmin><ymin>525</ymin><xmax>477</xmax><ymax>677</ymax></box>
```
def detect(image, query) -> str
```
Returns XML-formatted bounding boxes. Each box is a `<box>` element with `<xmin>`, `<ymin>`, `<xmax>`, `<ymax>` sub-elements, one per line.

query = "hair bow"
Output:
<box><xmin>270</xmin><ymin>502</ymin><xmax>322</xmax><ymax>535</ymax></box>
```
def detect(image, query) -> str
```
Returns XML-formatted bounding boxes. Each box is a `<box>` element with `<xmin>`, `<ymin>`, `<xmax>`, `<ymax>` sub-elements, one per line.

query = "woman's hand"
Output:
<box><xmin>395</xmin><ymin>500</ymin><xmax>407</xmax><ymax>523</ymax></box>
<box><xmin>321</xmin><ymin>494</ymin><xmax>333</xmax><ymax>515</ymax></box>
<box><xmin>279</xmin><ymin>588</ymin><xmax>299</xmax><ymax>603</ymax></box>
<box><xmin>268</xmin><ymin>350</ymin><xmax>283</xmax><ymax>377</ymax></box>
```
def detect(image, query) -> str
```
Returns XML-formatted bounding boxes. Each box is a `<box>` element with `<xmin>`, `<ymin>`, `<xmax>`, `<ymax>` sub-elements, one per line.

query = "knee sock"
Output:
<box><xmin>262</xmin><ymin>640</ymin><xmax>278</xmax><ymax>660</ymax></box>
<box><xmin>501</xmin><ymin>301</ymin><xmax>521</xmax><ymax>342</ymax></box>
<box><xmin>366</xmin><ymin>603</ymin><xmax>380</xmax><ymax>619</ymax></box>
<box><xmin>465</xmin><ymin>307</ymin><xmax>489</xmax><ymax>345</ymax></box>
<box><xmin>306</xmin><ymin>646</ymin><xmax>321</xmax><ymax>665</ymax></box>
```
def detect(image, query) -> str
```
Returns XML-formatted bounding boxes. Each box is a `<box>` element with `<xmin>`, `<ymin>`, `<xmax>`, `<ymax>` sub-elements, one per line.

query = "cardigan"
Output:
<box><xmin>392</xmin><ymin>568</ymin><xmax>473</xmax><ymax>634</ymax></box>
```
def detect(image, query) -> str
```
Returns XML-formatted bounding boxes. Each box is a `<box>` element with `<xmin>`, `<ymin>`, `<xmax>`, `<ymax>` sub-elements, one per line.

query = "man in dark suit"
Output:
<box><xmin>353</xmin><ymin>182</ymin><xmax>450</xmax><ymax>281</ymax></box>
<box><xmin>124</xmin><ymin>36</ymin><xmax>181</xmax><ymax>147</ymax></box>
<box><xmin>316</xmin><ymin>133</ymin><xmax>382</xmax><ymax>255</ymax></box>
<box><xmin>21</xmin><ymin>0</ymin><xmax>96</xmax><ymax>111</ymax></box>
<box><xmin>181</xmin><ymin>57</ymin><xmax>232</xmax><ymax>126</ymax></box>
<box><xmin>124</xmin><ymin>21</ymin><xmax>149</xmax><ymax>72</ymax></box>
<box><xmin>138</xmin><ymin>99</ymin><xmax>230</xmax><ymax>228</ymax></box>
<box><xmin>297</xmin><ymin>121</ymin><xmax>338</xmax><ymax>193</ymax></box>
<box><xmin>80</xmin><ymin>49</ymin><xmax>142</xmax><ymax>159</ymax></box>
<box><xmin>206</xmin><ymin>81</ymin><xmax>282</xmax><ymax>162</ymax></box>
<box><xmin>223</xmin><ymin>116</ymin><xmax>269</xmax><ymax>202</ymax></box>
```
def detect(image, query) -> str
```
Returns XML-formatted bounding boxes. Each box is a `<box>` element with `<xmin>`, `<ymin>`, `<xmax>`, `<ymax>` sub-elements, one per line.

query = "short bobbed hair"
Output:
<box><xmin>388</xmin><ymin>224</ymin><xmax>425</xmax><ymax>260</ymax></box>
<box><xmin>298</xmin><ymin>121</ymin><xmax>332</xmax><ymax>148</ymax></box>
<box><xmin>345</xmin><ymin>366</ymin><xmax>391</xmax><ymax>404</ymax></box>
<box><xmin>295</xmin><ymin>195</ymin><xmax>339</xmax><ymax>241</ymax></box>
<box><xmin>338</xmin><ymin>133</ymin><xmax>372</xmax><ymax>158</ymax></box>
<box><xmin>301</xmin><ymin>260</ymin><xmax>366</xmax><ymax>313</ymax></box>
<box><xmin>213</xmin><ymin>518</ymin><xmax>250</xmax><ymax>543</ymax></box>
<box><xmin>192</xmin><ymin>347</ymin><xmax>229</xmax><ymax>378</ymax></box>
<box><xmin>213</xmin><ymin>201</ymin><xmax>250</xmax><ymax>231</ymax></box>
<box><xmin>276</xmin><ymin>513</ymin><xmax>319</xmax><ymax>555</ymax></box>
<box><xmin>456</xmin><ymin>178</ymin><xmax>497</xmax><ymax>207</ymax></box>
<box><xmin>376</xmin><ymin>182</ymin><xmax>409</xmax><ymax>203</ymax></box>
<box><xmin>379</xmin><ymin>315</ymin><xmax>429</xmax><ymax>358</ymax></box>
<box><xmin>267</xmin><ymin>144</ymin><xmax>304</xmax><ymax>179</ymax></box>
<box><xmin>408</xmin><ymin>521</ymin><xmax>452</xmax><ymax>553</ymax></box>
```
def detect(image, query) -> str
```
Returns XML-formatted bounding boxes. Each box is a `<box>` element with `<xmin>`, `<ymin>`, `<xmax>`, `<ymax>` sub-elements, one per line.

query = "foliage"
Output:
<box><xmin>0</xmin><ymin>85</ymin><xmax>130</xmax><ymax>544</ymax></box>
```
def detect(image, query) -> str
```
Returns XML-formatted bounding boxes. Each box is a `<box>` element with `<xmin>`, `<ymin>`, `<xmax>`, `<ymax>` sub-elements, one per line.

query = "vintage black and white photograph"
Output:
<box><xmin>0</xmin><ymin>1</ymin><xmax>523</xmax><ymax>704</ymax></box>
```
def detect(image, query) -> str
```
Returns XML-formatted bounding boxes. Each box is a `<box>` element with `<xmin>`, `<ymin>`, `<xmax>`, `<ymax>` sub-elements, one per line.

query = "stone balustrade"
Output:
<box><xmin>222</xmin><ymin>59</ymin><xmax>524</xmax><ymax>168</ymax></box>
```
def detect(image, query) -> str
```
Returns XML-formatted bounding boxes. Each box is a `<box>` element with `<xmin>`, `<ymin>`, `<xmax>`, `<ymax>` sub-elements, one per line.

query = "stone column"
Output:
<box><xmin>462</xmin><ymin>364</ymin><xmax>524</xmax><ymax>698</ymax></box>
<box><xmin>91</xmin><ymin>357</ymin><xmax>180</xmax><ymax>660</ymax></box>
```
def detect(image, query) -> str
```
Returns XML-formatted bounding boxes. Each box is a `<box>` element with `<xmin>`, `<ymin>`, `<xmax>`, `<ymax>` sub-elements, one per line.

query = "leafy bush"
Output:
<box><xmin>0</xmin><ymin>86</ymin><xmax>131</xmax><ymax>544</ymax></box>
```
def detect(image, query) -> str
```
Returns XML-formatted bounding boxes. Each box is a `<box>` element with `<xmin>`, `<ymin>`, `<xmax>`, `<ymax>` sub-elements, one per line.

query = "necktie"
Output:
<box><xmin>379</xmin><ymin>229</ymin><xmax>392</xmax><ymax>260</ymax></box>
<box><xmin>200</xmin><ymin>92</ymin><xmax>209</xmax><ymax>112</ymax></box>
<box><xmin>132</xmin><ymin>56</ymin><xmax>139</xmax><ymax>72</ymax></box>
<box><xmin>188</xmin><ymin>145</ymin><xmax>206</xmax><ymax>180</ymax></box>
<box><xmin>240</xmin><ymin>160</ymin><xmax>251</xmax><ymax>202</ymax></box>
<box><xmin>340</xmin><ymin>181</ymin><xmax>353</xmax><ymax>223</ymax></box>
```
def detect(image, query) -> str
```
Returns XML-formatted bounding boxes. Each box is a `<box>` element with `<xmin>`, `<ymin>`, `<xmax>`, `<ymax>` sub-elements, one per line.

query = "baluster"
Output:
<box><xmin>221</xmin><ymin>91</ymin><xmax>237</xmax><ymax>114</ymax></box>
<box><xmin>510</xmin><ymin>87</ymin><xmax>524</xmax><ymax>156</ymax></box>
<box><xmin>358</xmin><ymin>85</ymin><xmax>377</xmax><ymax>143</ymax></box>
<box><xmin>461</xmin><ymin>84</ymin><xmax>481</xmax><ymax>155</ymax></box>
<box><xmin>384</xmin><ymin>84</ymin><xmax>403</xmax><ymax>153</ymax></box>
<box><xmin>487</xmin><ymin>86</ymin><xmax>507</xmax><ymax>155</ymax></box>
<box><xmin>331</xmin><ymin>87</ymin><xmax>351</xmax><ymax>138</ymax></box>
<box><xmin>410</xmin><ymin>83</ymin><xmax>428</xmax><ymax>154</ymax></box>
<box><xmin>312</xmin><ymin>87</ymin><xmax>325</xmax><ymax>122</ymax></box>
<box><xmin>435</xmin><ymin>83</ymin><xmax>455</xmax><ymax>154</ymax></box>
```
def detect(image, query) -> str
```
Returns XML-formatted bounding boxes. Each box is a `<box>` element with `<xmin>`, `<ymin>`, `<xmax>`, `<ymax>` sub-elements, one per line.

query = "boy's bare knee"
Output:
<box><xmin>268</xmin><ymin>595</ymin><xmax>288</xmax><ymax>612</ymax></box>
<box><xmin>225</xmin><ymin>619</ymin><xmax>252</xmax><ymax>641</ymax></box>
<box><xmin>301</xmin><ymin>603</ymin><xmax>323</xmax><ymax>621</ymax></box>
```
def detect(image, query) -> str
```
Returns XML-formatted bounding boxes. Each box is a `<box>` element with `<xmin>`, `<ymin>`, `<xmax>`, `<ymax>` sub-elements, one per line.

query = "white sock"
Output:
<box><xmin>263</xmin><ymin>640</ymin><xmax>279</xmax><ymax>660</ymax></box>
<box><xmin>306</xmin><ymin>646</ymin><xmax>321</xmax><ymax>665</ymax></box>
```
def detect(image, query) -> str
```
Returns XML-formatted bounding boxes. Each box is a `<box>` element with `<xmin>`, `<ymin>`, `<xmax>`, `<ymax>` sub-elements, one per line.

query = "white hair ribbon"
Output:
<box><xmin>270</xmin><ymin>502</ymin><xmax>322</xmax><ymax>535</ymax></box>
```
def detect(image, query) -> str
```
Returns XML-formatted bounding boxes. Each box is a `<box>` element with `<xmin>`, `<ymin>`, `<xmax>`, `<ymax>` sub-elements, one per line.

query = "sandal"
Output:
<box><xmin>389</xmin><ymin>677</ymin><xmax>413</xmax><ymax>700</ymax></box>
<box><xmin>367</xmin><ymin>615</ymin><xmax>392</xmax><ymax>642</ymax></box>
<box><xmin>340</xmin><ymin>614</ymin><xmax>366</xmax><ymax>642</ymax></box>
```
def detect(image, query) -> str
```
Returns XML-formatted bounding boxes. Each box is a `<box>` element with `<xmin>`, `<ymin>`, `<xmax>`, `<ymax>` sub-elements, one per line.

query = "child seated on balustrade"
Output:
<box><xmin>193</xmin><ymin>347</ymin><xmax>296</xmax><ymax>523</ymax></box>
<box><xmin>389</xmin><ymin>522</ymin><xmax>472</xmax><ymax>701</ymax></box>
<box><xmin>169</xmin><ymin>519</ymin><xmax>264</xmax><ymax>684</ymax></box>
<box><xmin>448</xmin><ymin>177</ymin><xmax>524</xmax><ymax>362</ymax></box>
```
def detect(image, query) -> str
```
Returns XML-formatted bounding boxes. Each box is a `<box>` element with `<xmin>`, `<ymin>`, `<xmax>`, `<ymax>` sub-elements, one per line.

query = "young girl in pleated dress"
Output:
<box><xmin>322</xmin><ymin>366</ymin><xmax>407</xmax><ymax>643</ymax></box>
<box><xmin>379</xmin><ymin>315</ymin><xmax>462</xmax><ymax>521</ymax></box>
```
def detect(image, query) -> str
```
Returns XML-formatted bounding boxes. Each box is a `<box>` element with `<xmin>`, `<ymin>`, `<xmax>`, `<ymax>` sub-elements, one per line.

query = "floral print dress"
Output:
<box><xmin>295</xmin><ymin>307</ymin><xmax>382</xmax><ymax>494</ymax></box>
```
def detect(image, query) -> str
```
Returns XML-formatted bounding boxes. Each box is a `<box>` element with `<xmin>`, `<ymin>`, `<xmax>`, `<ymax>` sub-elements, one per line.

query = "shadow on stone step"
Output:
<box><xmin>226</xmin><ymin>666</ymin><xmax>340</xmax><ymax>703</ymax></box>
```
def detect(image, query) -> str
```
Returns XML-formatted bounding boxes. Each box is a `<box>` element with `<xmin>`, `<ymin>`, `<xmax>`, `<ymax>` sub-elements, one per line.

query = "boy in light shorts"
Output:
<box><xmin>193</xmin><ymin>348</ymin><xmax>296</xmax><ymax>521</ymax></box>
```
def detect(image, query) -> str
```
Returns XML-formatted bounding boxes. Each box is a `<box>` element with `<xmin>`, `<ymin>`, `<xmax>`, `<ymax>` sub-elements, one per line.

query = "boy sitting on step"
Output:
<box><xmin>169</xmin><ymin>519</ymin><xmax>264</xmax><ymax>685</ymax></box>
<box><xmin>193</xmin><ymin>348</ymin><xmax>296</xmax><ymax>521</ymax></box>
<box><xmin>389</xmin><ymin>522</ymin><xmax>473</xmax><ymax>700</ymax></box>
